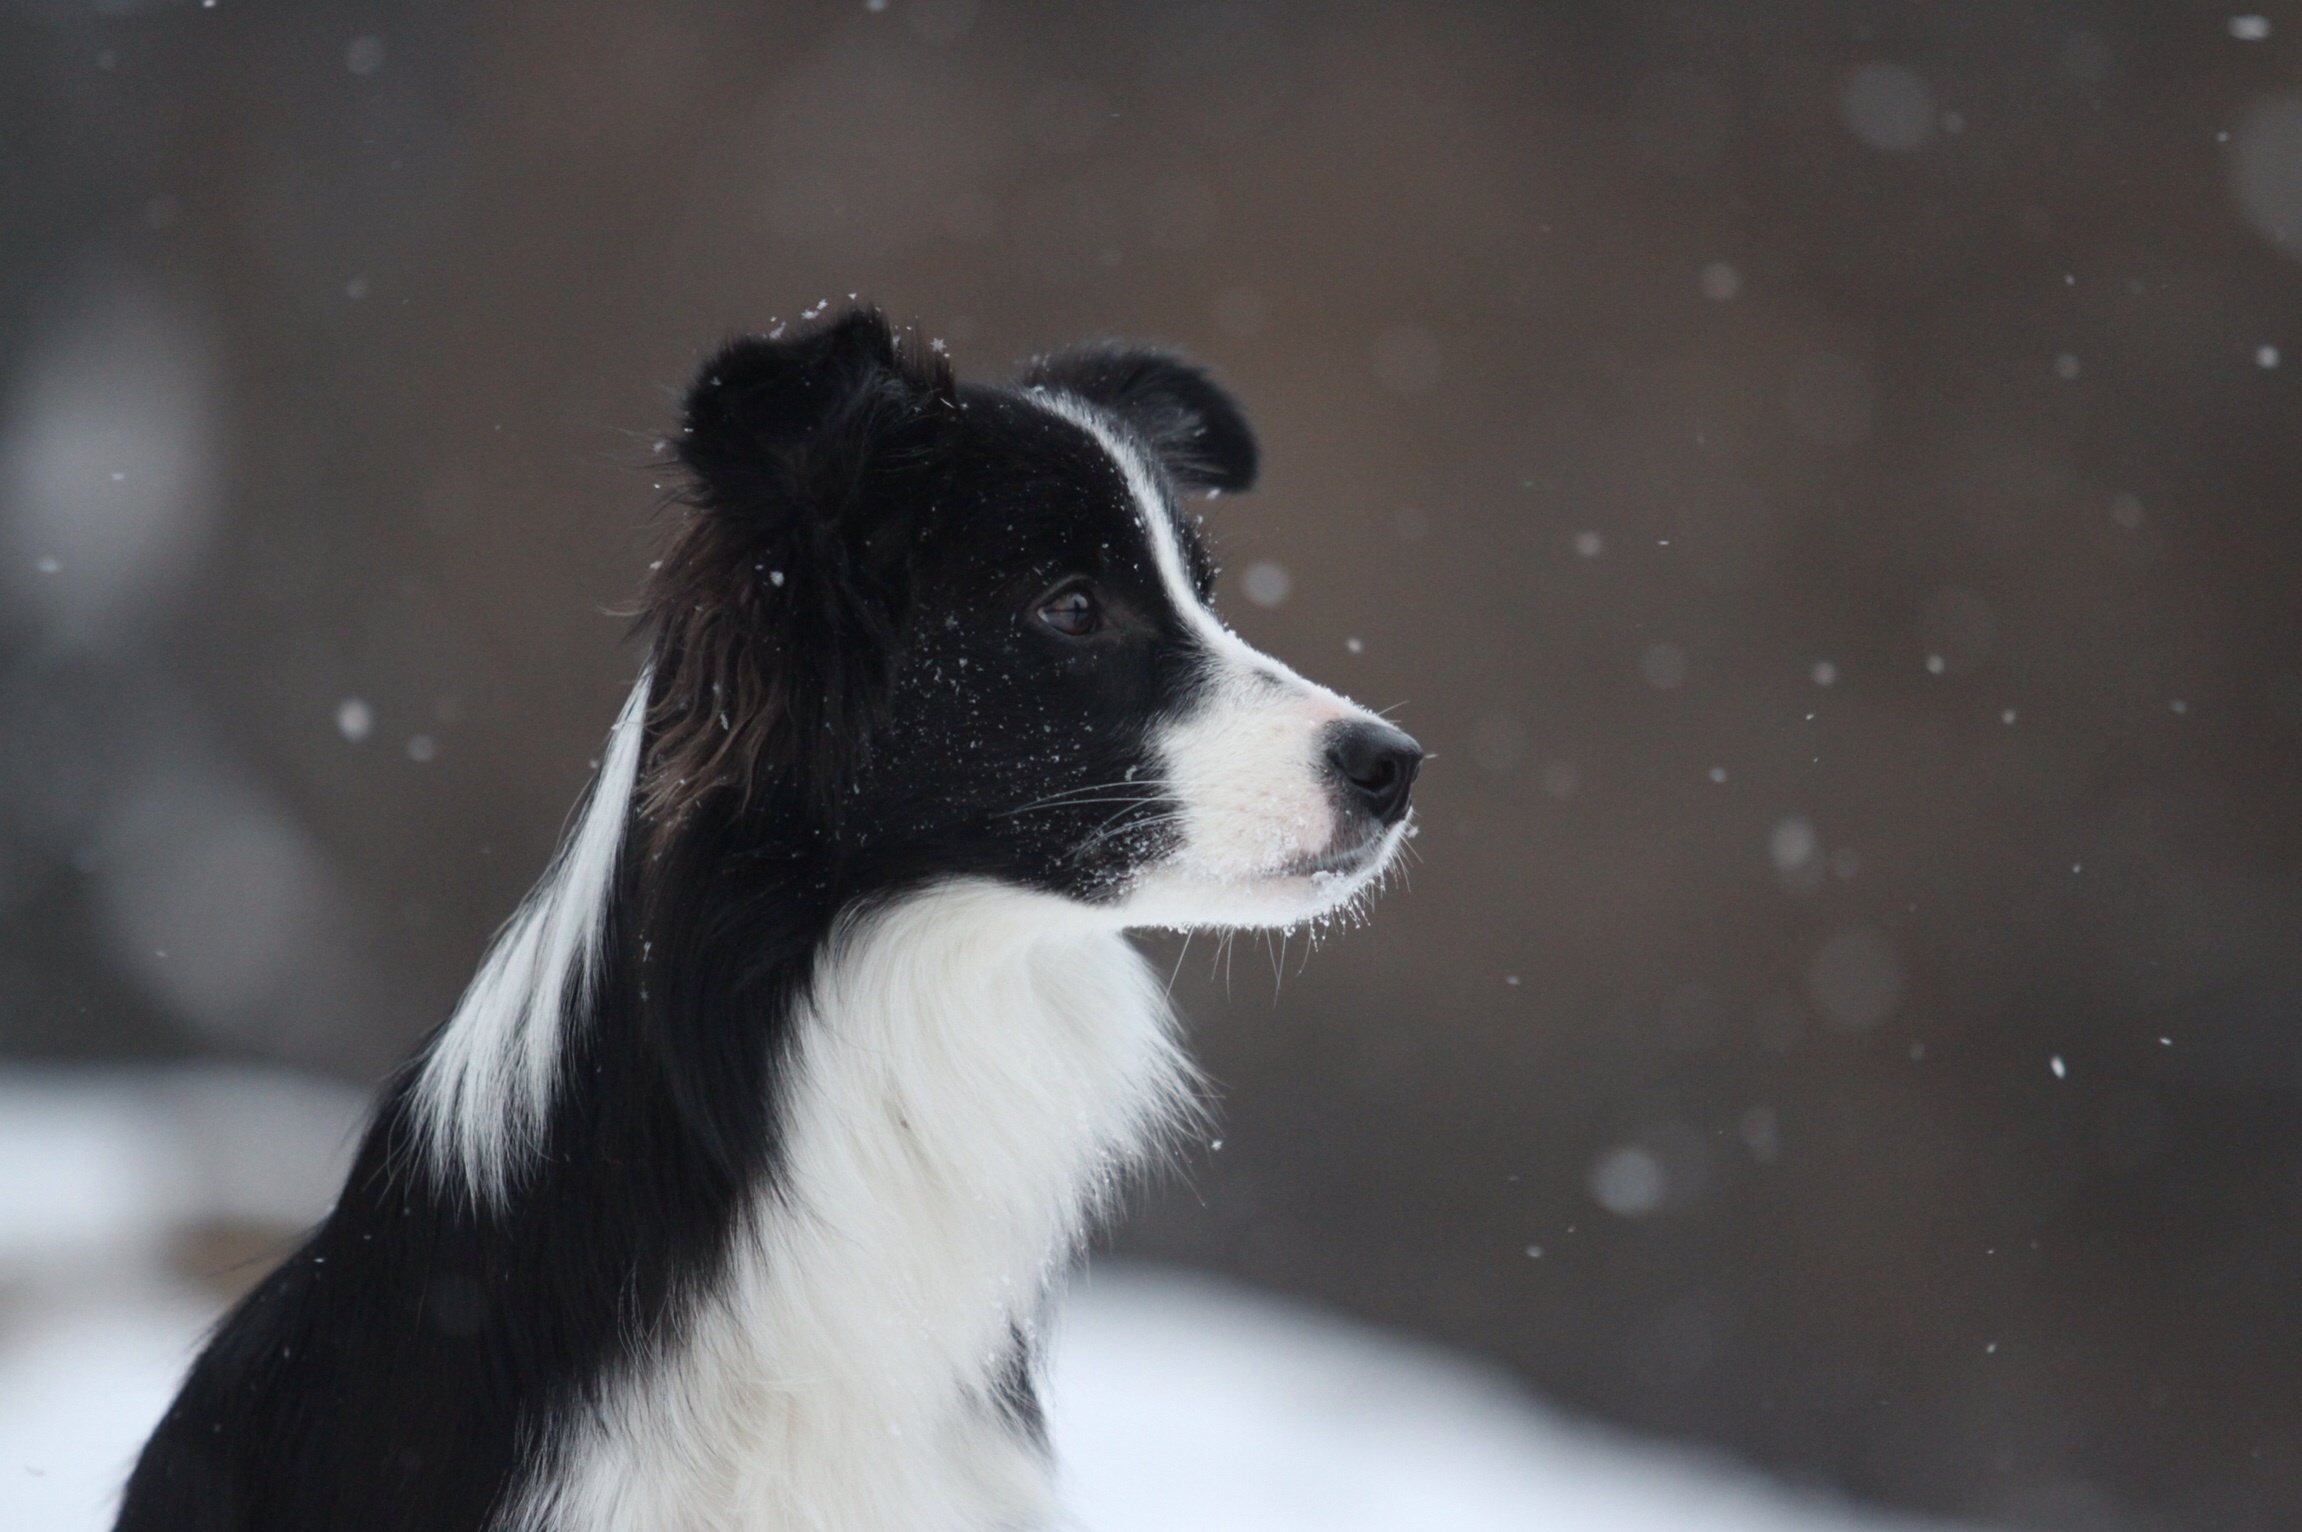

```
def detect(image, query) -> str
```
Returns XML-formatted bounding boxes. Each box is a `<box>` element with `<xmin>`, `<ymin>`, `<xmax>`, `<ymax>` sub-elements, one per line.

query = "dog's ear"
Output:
<box><xmin>641</xmin><ymin>307</ymin><xmax>958</xmax><ymax>821</ymax></box>
<box><xmin>1021</xmin><ymin>343</ymin><xmax>1257</xmax><ymax>494</ymax></box>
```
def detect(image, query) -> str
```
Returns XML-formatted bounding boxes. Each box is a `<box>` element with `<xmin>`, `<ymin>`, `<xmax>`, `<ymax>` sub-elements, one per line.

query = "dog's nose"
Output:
<box><xmin>1326</xmin><ymin>721</ymin><xmax>1423</xmax><ymax>827</ymax></box>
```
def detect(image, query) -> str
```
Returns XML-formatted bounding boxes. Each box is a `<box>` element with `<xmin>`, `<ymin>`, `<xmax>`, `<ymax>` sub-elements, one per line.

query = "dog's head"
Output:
<box><xmin>644</xmin><ymin>307</ymin><xmax>1418</xmax><ymax>931</ymax></box>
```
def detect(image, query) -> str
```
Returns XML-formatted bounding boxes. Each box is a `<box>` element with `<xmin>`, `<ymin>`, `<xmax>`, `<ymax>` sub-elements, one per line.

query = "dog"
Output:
<box><xmin>117</xmin><ymin>308</ymin><xmax>1421</xmax><ymax>1532</ymax></box>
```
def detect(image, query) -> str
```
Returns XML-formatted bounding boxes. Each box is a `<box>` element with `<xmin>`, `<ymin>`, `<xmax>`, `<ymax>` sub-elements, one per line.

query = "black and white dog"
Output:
<box><xmin>118</xmin><ymin>309</ymin><xmax>1420</xmax><ymax>1532</ymax></box>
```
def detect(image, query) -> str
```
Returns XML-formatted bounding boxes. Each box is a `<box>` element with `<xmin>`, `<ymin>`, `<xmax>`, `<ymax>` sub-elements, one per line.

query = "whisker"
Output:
<box><xmin>1166</xmin><ymin>932</ymin><xmax>1196</xmax><ymax>993</ymax></box>
<box><xmin>1064</xmin><ymin>810</ymin><xmax>1187</xmax><ymax>864</ymax></box>
<box><xmin>1083</xmin><ymin>800</ymin><xmax>1172</xmax><ymax>835</ymax></box>
<box><xmin>993</xmin><ymin>779</ymin><xmax>1165</xmax><ymax>817</ymax></box>
<box><xmin>1000</xmin><ymin>797</ymin><xmax>1169</xmax><ymax>817</ymax></box>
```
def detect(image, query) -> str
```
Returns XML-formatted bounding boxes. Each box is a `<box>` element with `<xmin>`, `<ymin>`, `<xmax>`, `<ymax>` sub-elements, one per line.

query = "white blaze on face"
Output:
<box><xmin>1028</xmin><ymin>393</ymin><xmax>1408</xmax><ymax>931</ymax></box>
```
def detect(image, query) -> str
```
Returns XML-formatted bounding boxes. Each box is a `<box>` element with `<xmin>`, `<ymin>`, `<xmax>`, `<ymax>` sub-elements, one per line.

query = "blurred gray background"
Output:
<box><xmin>3</xmin><ymin>2</ymin><xmax>2301</xmax><ymax>1528</ymax></box>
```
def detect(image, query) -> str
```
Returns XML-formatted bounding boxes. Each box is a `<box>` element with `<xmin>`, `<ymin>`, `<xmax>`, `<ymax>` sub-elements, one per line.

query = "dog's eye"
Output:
<box><xmin>1035</xmin><ymin>586</ymin><xmax>1102</xmax><ymax>638</ymax></box>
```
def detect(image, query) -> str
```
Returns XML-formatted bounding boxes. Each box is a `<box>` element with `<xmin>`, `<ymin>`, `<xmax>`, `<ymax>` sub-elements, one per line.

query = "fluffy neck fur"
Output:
<box><xmin>516</xmin><ymin>882</ymin><xmax>1193</xmax><ymax>1531</ymax></box>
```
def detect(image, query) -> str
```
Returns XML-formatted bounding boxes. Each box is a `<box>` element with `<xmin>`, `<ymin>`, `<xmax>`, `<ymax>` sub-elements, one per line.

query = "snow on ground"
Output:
<box><xmin>0</xmin><ymin>1066</ymin><xmax>1983</xmax><ymax>1532</ymax></box>
<box><xmin>0</xmin><ymin>1290</ymin><xmax>216</xmax><ymax>1532</ymax></box>
<box><xmin>1051</xmin><ymin>1269</ymin><xmax>1975</xmax><ymax>1532</ymax></box>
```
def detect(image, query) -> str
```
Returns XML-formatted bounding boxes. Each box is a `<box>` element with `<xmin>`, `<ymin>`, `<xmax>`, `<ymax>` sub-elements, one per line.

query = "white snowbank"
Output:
<box><xmin>1052</xmin><ymin>1268</ymin><xmax>1974</xmax><ymax>1532</ymax></box>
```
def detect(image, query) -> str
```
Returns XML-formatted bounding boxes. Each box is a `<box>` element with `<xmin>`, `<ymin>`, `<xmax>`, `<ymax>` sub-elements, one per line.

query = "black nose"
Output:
<box><xmin>1326</xmin><ymin>721</ymin><xmax>1423</xmax><ymax>827</ymax></box>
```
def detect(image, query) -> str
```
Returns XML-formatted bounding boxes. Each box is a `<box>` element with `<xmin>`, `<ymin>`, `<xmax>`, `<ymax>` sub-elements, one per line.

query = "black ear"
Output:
<box><xmin>641</xmin><ymin>307</ymin><xmax>956</xmax><ymax>821</ymax></box>
<box><xmin>675</xmin><ymin>308</ymin><xmax>953</xmax><ymax>533</ymax></box>
<box><xmin>1021</xmin><ymin>343</ymin><xmax>1258</xmax><ymax>493</ymax></box>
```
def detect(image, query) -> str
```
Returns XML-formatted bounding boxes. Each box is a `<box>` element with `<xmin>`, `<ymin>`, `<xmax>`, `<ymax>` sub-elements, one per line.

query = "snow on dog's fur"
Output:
<box><xmin>117</xmin><ymin>309</ymin><xmax>1421</xmax><ymax>1532</ymax></box>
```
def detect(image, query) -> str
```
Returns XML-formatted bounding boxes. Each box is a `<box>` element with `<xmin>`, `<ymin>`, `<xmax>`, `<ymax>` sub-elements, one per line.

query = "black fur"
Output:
<box><xmin>115</xmin><ymin>309</ymin><xmax>1261</xmax><ymax>1532</ymax></box>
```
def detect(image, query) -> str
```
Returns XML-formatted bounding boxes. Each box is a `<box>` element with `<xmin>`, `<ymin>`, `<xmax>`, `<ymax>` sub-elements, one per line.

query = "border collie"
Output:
<box><xmin>118</xmin><ymin>308</ymin><xmax>1421</xmax><ymax>1532</ymax></box>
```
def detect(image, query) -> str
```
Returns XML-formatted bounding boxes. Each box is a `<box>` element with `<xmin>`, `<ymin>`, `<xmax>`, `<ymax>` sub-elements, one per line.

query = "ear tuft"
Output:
<box><xmin>677</xmin><ymin>308</ymin><xmax>954</xmax><ymax>518</ymax></box>
<box><xmin>641</xmin><ymin>306</ymin><xmax>956</xmax><ymax>824</ymax></box>
<box><xmin>1020</xmin><ymin>343</ymin><xmax>1257</xmax><ymax>493</ymax></box>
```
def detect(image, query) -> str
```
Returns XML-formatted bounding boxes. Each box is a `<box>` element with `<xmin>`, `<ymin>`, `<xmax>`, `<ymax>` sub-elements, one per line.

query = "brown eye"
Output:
<box><xmin>1035</xmin><ymin>585</ymin><xmax>1102</xmax><ymax>638</ymax></box>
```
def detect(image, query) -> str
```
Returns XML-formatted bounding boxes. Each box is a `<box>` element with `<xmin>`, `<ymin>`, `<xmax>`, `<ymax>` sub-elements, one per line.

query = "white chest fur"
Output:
<box><xmin>512</xmin><ymin>882</ymin><xmax>1194</xmax><ymax>1532</ymax></box>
